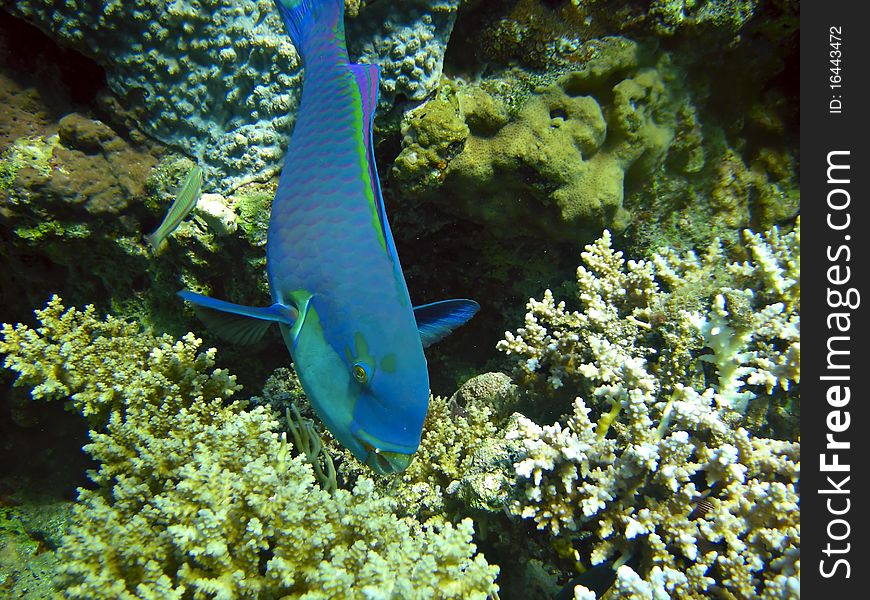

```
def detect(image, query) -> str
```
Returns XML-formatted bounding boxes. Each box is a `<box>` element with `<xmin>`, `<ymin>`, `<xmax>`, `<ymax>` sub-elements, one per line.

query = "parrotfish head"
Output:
<box><xmin>281</xmin><ymin>304</ymin><xmax>430</xmax><ymax>475</ymax></box>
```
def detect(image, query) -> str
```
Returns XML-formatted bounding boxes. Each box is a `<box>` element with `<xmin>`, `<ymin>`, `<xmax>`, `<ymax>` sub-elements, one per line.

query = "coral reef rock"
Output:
<box><xmin>7</xmin><ymin>0</ymin><xmax>460</xmax><ymax>193</ymax></box>
<box><xmin>348</xmin><ymin>0</ymin><xmax>460</xmax><ymax>110</ymax></box>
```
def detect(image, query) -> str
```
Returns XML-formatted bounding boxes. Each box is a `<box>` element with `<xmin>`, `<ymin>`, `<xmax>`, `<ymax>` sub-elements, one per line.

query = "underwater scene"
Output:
<box><xmin>0</xmin><ymin>0</ymin><xmax>799</xmax><ymax>598</ymax></box>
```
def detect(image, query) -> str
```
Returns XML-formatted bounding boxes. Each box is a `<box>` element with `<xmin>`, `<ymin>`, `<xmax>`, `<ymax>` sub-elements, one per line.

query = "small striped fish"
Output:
<box><xmin>145</xmin><ymin>164</ymin><xmax>203</xmax><ymax>252</ymax></box>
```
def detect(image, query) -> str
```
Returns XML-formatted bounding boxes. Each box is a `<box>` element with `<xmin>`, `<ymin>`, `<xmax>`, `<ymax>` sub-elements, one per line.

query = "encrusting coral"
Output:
<box><xmin>392</xmin><ymin>40</ymin><xmax>683</xmax><ymax>241</ymax></box>
<box><xmin>496</xmin><ymin>223</ymin><xmax>800</xmax><ymax>598</ymax></box>
<box><xmin>0</xmin><ymin>298</ymin><xmax>499</xmax><ymax>599</ymax></box>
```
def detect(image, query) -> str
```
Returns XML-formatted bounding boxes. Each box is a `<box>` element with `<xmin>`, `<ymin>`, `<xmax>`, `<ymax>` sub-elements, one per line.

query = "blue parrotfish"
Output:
<box><xmin>145</xmin><ymin>164</ymin><xmax>203</xmax><ymax>253</ymax></box>
<box><xmin>178</xmin><ymin>0</ymin><xmax>479</xmax><ymax>474</ymax></box>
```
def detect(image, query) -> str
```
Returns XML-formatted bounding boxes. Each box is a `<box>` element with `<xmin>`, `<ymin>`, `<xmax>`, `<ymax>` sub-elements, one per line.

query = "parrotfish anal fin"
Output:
<box><xmin>178</xmin><ymin>290</ymin><xmax>297</xmax><ymax>345</ymax></box>
<box><xmin>413</xmin><ymin>299</ymin><xmax>480</xmax><ymax>348</ymax></box>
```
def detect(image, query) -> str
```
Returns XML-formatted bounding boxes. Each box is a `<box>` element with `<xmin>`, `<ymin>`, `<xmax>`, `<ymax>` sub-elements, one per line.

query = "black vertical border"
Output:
<box><xmin>802</xmin><ymin>2</ymin><xmax>870</xmax><ymax>596</ymax></box>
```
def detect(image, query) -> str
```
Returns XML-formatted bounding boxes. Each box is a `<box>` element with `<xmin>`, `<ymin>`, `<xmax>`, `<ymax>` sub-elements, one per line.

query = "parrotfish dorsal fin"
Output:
<box><xmin>178</xmin><ymin>290</ymin><xmax>297</xmax><ymax>345</ymax></box>
<box><xmin>350</xmin><ymin>62</ymin><xmax>402</xmax><ymax>269</ymax></box>
<box><xmin>413</xmin><ymin>299</ymin><xmax>480</xmax><ymax>347</ymax></box>
<box><xmin>350</xmin><ymin>63</ymin><xmax>380</xmax><ymax>138</ymax></box>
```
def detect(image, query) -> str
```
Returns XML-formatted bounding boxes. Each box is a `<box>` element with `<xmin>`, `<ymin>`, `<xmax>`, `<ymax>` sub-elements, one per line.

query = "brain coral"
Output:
<box><xmin>8</xmin><ymin>0</ymin><xmax>460</xmax><ymax>192</ymax></box>
<box><xmin>347</xmin><ymin>0</ymin><xmax>461</xmax><ymax>110</ymax></box>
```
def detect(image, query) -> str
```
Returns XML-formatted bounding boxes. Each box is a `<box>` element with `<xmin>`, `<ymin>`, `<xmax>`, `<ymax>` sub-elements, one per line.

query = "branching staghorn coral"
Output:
<box><xmin>0</xmin><ymin>298</ymin><xmax>499</xmax><ymax>599</ymax></box>
<box><xmin>497</xmin><ymin>229</ymin><xmax>666</xmax><ymax>420</ymax></box>
<box><xmin>0</xmin><ymin>295</ymin><xmax>239</xmax><ymax>428</ymax></box>
<box><xmin>62</xmin><ymin>403</ymin><xmax>498</xmax><ymax>599</ymax></box>
<box><xmin>499</xmin><ymin>220</ymin><xmax>800</xmax><ymax>421</ymax></box>
<box><xmin>497</xmin><ymin>224</ymin><xmax>800</xmax><ymax>598</ymax></box>
<box><xmin>507</xmin><ymin>387</ymin><xmax>799</xmax><ymax>598</ymax></box>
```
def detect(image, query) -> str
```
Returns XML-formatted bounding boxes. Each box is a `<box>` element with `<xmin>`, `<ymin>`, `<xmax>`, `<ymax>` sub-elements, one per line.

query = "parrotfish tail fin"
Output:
<box><xmin>413</xmin><ymin>299</ymin><xmax>480</xmax><ymax>348</ymax></box>
<box><xmin>273</xmin><ymin>0</ymin><xmax>345</xmax><ymax>53</ymax></box>
<box><xmin>178</xmin><ymin>290</ymin><xmax>297</xmax><ymax>345</ymax></box>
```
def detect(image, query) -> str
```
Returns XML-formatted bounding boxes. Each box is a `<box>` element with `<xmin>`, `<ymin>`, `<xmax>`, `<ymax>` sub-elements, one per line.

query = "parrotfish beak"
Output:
<box><xmin>363</xmin><ymin>446</ymin><xmax>415</xmax><ymax>474</ymax></box>
<box><xmin>354</xmin><ymin>427</ymin><xmax>418</xmax><ymax>474</ymax></box>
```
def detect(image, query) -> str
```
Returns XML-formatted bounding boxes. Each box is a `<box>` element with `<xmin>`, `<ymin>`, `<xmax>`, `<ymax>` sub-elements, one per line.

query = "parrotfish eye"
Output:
<box><xmin>352</xmin><ymin>361</ymin><xmax>370</xmax><ymax>384</ymax></box>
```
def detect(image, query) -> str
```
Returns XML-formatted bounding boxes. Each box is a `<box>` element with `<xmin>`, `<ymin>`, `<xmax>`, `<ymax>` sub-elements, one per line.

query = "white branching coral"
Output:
<box><xmin>499</xmin><ymin>224</ymin><xmax>800</xmax><ymax>598</ymax></box>
<box><xmin>655</xmin><ymin>219</ymin><xmax>800</xmax><ymax>411</ymax></box>
<box><xmin>508</xmin><ymin>385</ymin><xmax>799</xmax><ymax>598</ymax></box>
<box><xmin>497</xmin><ymin>230</ymin><xmax>662</xmax><ymax>417</ymax></box>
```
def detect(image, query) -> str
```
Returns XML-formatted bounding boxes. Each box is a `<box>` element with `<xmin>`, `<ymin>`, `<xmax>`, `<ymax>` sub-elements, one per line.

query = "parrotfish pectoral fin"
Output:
<box><xmin>413</xmin><ymin>299</ymin><xmax>480</xmax><ymax>347</ymax></box>
<box><xmin>178</xmin><ymin>290</ymin><xmax>297</xmax><ymax>345</ymax></box>
<box><xmin>284</xmin><ymin>290</ymin><xmax>314</xmax><ymax>348</ymax></box>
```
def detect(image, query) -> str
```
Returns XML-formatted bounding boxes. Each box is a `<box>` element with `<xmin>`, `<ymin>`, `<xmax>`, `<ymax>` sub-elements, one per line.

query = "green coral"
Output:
<box><xmin>0</xmin><ymin>134</ymin><xmax>58</xmax><ymax>195</ymax></box>
<box><xmin>233</xmin><ymin>184</ymin><xmax>275</xmax><ymax>247</ymax></box>
<box><xmin>646</xmin><ymin>0</ymin><xmax>758</xmax><ymax>36</ymax></box>
<box><xmin>0</xmin><ymin>502</ymin><xmax>69</xmax><ymax>599</ymax></box>
<box><xmin>392</xmin><ymin>88</ymin><xmax>470</xmax><ymax>193</ymax></box>
<box><xmin>392</xmin><ymin>43</ymin><xmax>683</xmax><ymax>241</ymax></box>
<box><xmin>0</xmin><ymin>299</ymin><xmax>499</xmax><ymax>599</ymax></box>
<box><xmin>13</xmin><ymin>220</ymin><xmax>91</xmax><ymax>244</ymax></box>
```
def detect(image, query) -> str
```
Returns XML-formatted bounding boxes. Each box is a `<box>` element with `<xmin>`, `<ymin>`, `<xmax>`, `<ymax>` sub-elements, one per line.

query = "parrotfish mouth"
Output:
<box><xmin>360</xmin><ymin>440</ymin><xmax>415</xmax><ymax>474</ymax></box>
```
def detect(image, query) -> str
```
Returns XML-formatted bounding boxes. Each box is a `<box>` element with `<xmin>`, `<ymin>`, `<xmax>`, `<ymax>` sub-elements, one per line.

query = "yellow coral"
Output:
<box><xmin>1</xmin><ymin>298</ymin><xmax>499</xmax><ymax>599</ymax></box>
<box><xmin>392</xmin><ymin>49</ymin><xmax>685</xmax><ymax>241</ymax></box>
<box><xmin>61</xmin><ymin>403</ymin><xmax>499</xmax><ymax>599</ymax></box>
<box><xmin>0</xmin><ymin>295</ymin><xmax>239</xmax><ymax>426</ymax></box>
<box><xmin>336</xmin><ymin>380</ymin><xmax>507</xmax><ymax>520</ymax></box>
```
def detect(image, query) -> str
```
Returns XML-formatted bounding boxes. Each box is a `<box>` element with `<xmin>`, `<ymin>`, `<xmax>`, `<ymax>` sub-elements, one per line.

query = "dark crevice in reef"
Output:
<box><xmin>0</xmin><ymin>10</ymin><xmax>108</xmax><ymax>503</ymax></box>
<box><xmin>0</xmin><ymin>9</ymin><xmax>107</xmax><ymax>123</ymax></box>
<box><xmin>0</xmin><ymin>386</ymin><xmax>95</xmax><ymax>503</ymax></box>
